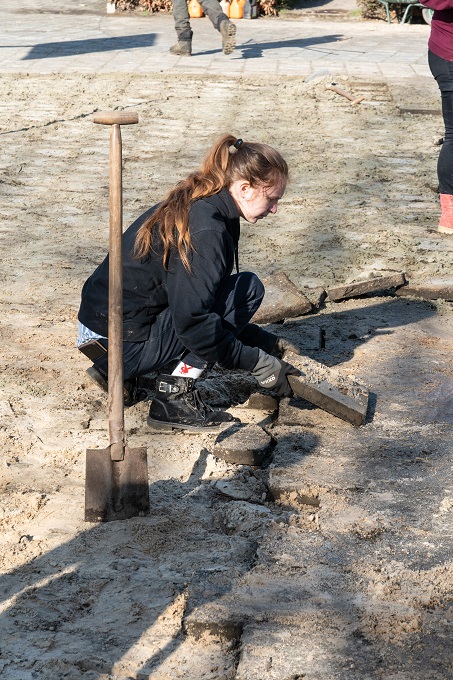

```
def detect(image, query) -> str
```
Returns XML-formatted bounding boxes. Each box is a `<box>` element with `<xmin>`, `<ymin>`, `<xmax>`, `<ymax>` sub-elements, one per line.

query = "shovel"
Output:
<box><xmin>85</xmin><ymin>111</ymin><xmax>149</xmax><ymax>523</ymax></box>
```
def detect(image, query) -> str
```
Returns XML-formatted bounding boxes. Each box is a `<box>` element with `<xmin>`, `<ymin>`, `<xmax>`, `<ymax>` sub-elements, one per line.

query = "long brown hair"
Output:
<box><xmin>134</xmin><ymin>133</ymin><xmax>288</xmax><ymax>270</ymax></box>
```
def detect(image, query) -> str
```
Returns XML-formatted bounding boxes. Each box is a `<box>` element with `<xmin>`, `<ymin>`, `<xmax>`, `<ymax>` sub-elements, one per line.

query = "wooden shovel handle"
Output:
<box><xmin>94</xmin><ymin>111</ymin><xmax>139</xmax><ymax>126</ymax></box>
<box><xmin>108</xmin><ymin>124</ymin><xmax>125</xmax><ymax>462</ymax></box>
<box><xmin>93</xmin><ymin>110</ymin><xmax>139</xmax><ymax>461</ymax></box>
<box><xmin>326</xmin><ymin>84</ymin><xmax>365</xmax><ymax>106</ymax></box>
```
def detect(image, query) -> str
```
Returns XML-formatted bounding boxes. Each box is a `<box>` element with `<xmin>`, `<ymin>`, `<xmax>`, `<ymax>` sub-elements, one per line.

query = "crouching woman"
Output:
<box><xmin>77</xmin><ymin>133</ymin><xmax>299</xmax><ymax>432</ymax></box>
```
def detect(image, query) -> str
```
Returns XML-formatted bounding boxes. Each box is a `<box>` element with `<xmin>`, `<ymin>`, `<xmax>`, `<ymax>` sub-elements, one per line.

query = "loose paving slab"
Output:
<box><xmin>238</xmin><ymin>392</ymin><xmax>279</xmax><ymax>414</ymax></box>
<box><xmin>213</xmin><ymin>423</ymin><xmax>273</xmax><ymax>466</ymax></box>
<box><xmin>301</xmin><ymin>285</ymin><xmax>328</xmax><ymax>309</ymax></box>
<box><xmin>214</xmin><ymin>471</ymin><xmax>268</xmax><ymax>503</ymax></box>
<box><xmin>326</xmin><ymin>272</ymin><xmax>407</xmax><ymax>301</ymax></box>
<box><xmin>285</xmin><ymin>350</ymin><xmax>370</xmax><ymax>426</ymax></box>
<box><xmin>252</xmin><ymin>271</ymin><xmax>313</xmax><ymax>324</ymax></box>
<box><xmin>395</xmin><ymin>281</ymin><xmax>453</xmax><ymax>301</ymax></box>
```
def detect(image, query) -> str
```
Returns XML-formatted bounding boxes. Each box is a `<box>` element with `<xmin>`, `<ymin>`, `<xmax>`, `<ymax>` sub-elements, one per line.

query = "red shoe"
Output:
<box><xmin>439</xmin><ymin>194</ymin><xmax>453</xmax><ymax>234</ymax></box>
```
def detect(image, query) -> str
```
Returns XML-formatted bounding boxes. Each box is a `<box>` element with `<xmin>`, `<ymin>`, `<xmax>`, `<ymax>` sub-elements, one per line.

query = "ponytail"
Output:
<box><xmin>134</xmin><ymin>133</ymin><xmax>288</xmax><ymax>271</ymax></box>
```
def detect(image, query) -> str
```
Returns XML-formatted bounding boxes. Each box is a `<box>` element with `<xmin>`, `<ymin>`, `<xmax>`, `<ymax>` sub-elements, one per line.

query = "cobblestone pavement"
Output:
<box><xmin>0</xmin><ymin>0</ymin><xmax>431</xmax><ymax>79</ymax></box>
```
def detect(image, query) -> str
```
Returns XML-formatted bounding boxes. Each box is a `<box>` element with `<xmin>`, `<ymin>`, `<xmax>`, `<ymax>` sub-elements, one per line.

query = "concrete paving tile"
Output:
<box><xmin>411</xmin><ymin>64</ymin><xmax>432</xmax><ymax>77</ymax></box>
<box><xmin>353</xmin><ymin>52</ymin><xmax>398</xmax><ymax>62</ymax></box>
<box><xmin>0</xmin><ymin>48</ymin><xmax>28</xmax><ymax>61</ymax></box>
<box><xmin>278</xmin><ymin>68</ymin><xmax>310</xmax><ymax>77</ymax></box>
<box><xmin>379</xmin><ymin>63</ymin><xmax>417</xmax><ymax>78</ymax></box>
<box><xmin>242</xmin><ymin>61</ymin><xmax>277</xmax><ymax>72</ymax></box>
<box><xmin>0</xmin><ymin>4</ymin><xmax>435</xmax><ymax>81</ymax></box>
<box><xmin>346</xmin><ymin>64</ymin><xmax>382</xmax><ymax>76</ymax></box>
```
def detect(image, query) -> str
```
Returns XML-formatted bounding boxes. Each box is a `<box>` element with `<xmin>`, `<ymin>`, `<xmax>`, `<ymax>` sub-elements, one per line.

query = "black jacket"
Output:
<box><xmin>78</xmin><ymin>189</ymin><xmax>259</xmax><ymax>372</ymax></box>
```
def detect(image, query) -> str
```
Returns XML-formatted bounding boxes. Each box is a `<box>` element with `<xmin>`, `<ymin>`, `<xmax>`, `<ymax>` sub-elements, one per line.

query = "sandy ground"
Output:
<box><xmin>1</xmin><ymin>69</ymin><xmax>453</xmax><ymax>679</ymax></box>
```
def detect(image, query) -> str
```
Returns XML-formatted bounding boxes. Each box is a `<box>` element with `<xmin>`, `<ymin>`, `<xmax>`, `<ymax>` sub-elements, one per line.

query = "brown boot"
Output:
<box><xmin>439</xmin><ymin>194</ymin><xmax>453</xmax><ymax>234</ymax></box>
<box><xmin>170</xmin><ymin>28</ymin><xmax>193</xmax><ymax>56</ymax></box>
<box><xmin>219</xmin><ymin>19</ymin><xmax>236</xmax><ymax>55</ymax></box>
<box><xmin>170</xmin><ymin>40</ymin><xmax>192</xmax><ymax>56</ymax></box>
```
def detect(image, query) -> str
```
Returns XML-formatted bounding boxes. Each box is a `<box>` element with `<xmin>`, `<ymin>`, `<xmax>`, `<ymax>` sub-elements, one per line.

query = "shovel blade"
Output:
<box><xmin>85</xmin><ymin>446</ymin><xmax>149</xmax><ymax>522</ymax></box>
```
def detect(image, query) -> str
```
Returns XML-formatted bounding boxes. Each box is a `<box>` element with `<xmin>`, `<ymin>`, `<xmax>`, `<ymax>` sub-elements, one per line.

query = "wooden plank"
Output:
<box><xmin>398</xmin><ymin>108</ymin><xmax>442</xmax><ymax>116</ymax></box>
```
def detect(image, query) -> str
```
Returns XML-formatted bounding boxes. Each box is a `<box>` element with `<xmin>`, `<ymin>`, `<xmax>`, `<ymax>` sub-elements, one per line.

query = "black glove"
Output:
<box><xmin>251</xmin><ymin>350</ymin><xmax>300</xmax><ymax>398</ymax></box>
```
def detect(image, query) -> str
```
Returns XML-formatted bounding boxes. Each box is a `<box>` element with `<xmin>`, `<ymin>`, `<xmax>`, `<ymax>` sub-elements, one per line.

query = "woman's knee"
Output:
<box><xmin>236</xmin><ymin>271</ymin><xmax>265</xmax><ymax>305</ymax></box>
<box><xmin>212</xmin><ymin>271</ymin><xmax>264</xmax><ymax>329</ymax></box>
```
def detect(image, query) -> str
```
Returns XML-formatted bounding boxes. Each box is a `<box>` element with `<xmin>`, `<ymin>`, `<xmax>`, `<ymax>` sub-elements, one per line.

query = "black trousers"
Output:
<box><xmin>428</xmin><ymin>50</ymin><xmax>453</xmax><ymax>195</ymax></box>
<box><xmin>94</xmin><ymin>271</ymin><xmax>264</xmax><ymax>381</ymax></box>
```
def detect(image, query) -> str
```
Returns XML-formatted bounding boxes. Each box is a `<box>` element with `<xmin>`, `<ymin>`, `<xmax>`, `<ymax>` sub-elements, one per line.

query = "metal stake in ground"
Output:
<box><xmin>85</xmin><ymin>111</ymin><xmax>149</xmax><ymax>523</ymax></box>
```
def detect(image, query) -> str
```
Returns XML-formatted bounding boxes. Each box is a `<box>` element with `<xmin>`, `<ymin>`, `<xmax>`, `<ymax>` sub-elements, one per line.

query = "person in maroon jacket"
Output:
<box><xmin>422</xmin><ymin>0</ymin><xmax>453</xmax><ymax>234</ymax></box>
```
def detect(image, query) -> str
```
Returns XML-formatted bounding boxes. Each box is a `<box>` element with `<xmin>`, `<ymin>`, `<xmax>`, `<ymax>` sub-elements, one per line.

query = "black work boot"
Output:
<box><xmin>219</xmin><ymin>18</ymin><xmax>236</xmax><ymax>55</ymax></box>
<box><xmin>170</xmin><ymin>29</ymin><xmax>193</xmax><ymax>56</ymax></box>
<box><xmin>147</xmin><ymin>374</ymin><xmax>234</xmax><ymax>432</ymax></box>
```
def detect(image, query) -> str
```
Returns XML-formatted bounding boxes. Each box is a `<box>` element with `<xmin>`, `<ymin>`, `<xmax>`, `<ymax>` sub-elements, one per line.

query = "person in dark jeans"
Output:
<box><xmin>422</xmin><ymin>0</ymin><xmax>453</xmax><ymax>234</ymax></box>
<box><xmin>170</xmin><ymin>0</ymin><xmax>236</xmax><ymax>56</ymax></box>
<box><xmin>77</xmin><ymin>134</ymin><xmax>300</xmax><ymax>433</ymax></box>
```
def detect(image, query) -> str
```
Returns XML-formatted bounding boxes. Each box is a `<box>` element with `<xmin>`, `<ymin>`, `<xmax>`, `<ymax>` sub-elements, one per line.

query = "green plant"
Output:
<box><xmin>356</xmin><ymin>0</ymin><xmax>388</xmax><ymax>20</ymax></box>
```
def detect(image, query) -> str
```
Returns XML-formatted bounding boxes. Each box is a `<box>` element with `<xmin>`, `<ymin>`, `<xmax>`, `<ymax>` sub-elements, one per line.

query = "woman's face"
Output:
<box><xmin>230</xmin><ymin>176</ymin><xmax>287</xmax><ymax>224</ymax></box>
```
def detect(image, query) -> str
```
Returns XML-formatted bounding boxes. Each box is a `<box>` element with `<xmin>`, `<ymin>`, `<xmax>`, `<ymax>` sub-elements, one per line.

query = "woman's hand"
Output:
<box><xmin>251</xmin><ymin>350</ymin><xmax>300</xmax><ymax>398</ymax></box>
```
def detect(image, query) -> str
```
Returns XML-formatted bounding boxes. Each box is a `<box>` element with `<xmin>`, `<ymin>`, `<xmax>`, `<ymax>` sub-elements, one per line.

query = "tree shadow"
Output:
<box><xmin>241</xmin><ymin>308</ymin><xmax>453</xmax><ymax>676</ymax></box>
<box><xmin>196</xmin><ymin>34</ymin><xmax>344</xmax><ymax>58</ymax></box>
<box><xmin>270</xmin><ymin>295</ymin><xmax>438</xmax><ymax>365</ymax></box>
<box><xmin>2</xmin><ymin>297</ymin><xmax>448</xmax><ymax>676</ymax></box>
<box><xmin>22</xmin><ymin>34</ymin><xmax>157</xmax><ymax>60</ymax></box>
<box><xmin>0</xmin><ymin>419</ymin><xmax>324</xmax><ymax>678</ymax></box>
<box><xmin>0</xmin><ymin>447</ymin><xmax>285</xmax><ymax>677</ymax></box>
<box><xmin>261</xmin><ymin>295</ymin><xmax>439</xmax><ymax>426</ymax></box>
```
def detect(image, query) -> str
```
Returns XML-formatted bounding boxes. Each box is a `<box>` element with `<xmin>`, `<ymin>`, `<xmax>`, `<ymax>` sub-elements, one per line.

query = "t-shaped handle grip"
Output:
<box><xmin>93</xmin><ymin>111</ymin><xmax>139</xmax><ymax>126</ymax></box>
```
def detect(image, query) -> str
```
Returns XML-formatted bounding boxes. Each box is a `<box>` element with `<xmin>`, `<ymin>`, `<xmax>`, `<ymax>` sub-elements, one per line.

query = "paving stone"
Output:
<box><xmin>0</xmin><ymin>4</ymin><xmax>434</xmax><ymax>80</ymax></box>
<box><xmin>213</xmin><ymin>423</ymin><xmax>273</xmax><ymax>466</ymax></box>
<box><xmin>252</xmin><ymin>272</ymin><xmax>313</xmax><ymax>324</ymax></box>
<box><xmin>238</xmin><ymin>392</ymin><xmax>279</xmax><ymax>413</ymax></box>
<box><xmin>395</xmin><ymin>282</ymin><xmax>453</xmax><ymax>302</ymax></box>
<box><xmin>214</xmin><ymin>476</ymin><xmax>267</xmax><ymax>503</ymax></box>
<box><xmin>184</xmin><ymin>607</ymin><xmax>244</xmax><ymax>642</ymax></box>
<box><xmin>284</xmin><ymin>351</ymin><xmax>369</xmax><ymax>426</ymax></box>
<box><xmin>277</xmin><ymin>397</ymin><xmax>345</xmax><ymax>429</ymax></box>
<box><xmin>326</xmin><ymin>272</ymin><xmax>407</xmax><ymax>301</ymax></box>
<box><xmin>301</xmin><ymin>285</ymin><xmax>327</xmax><ymax>309</ymax></box>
